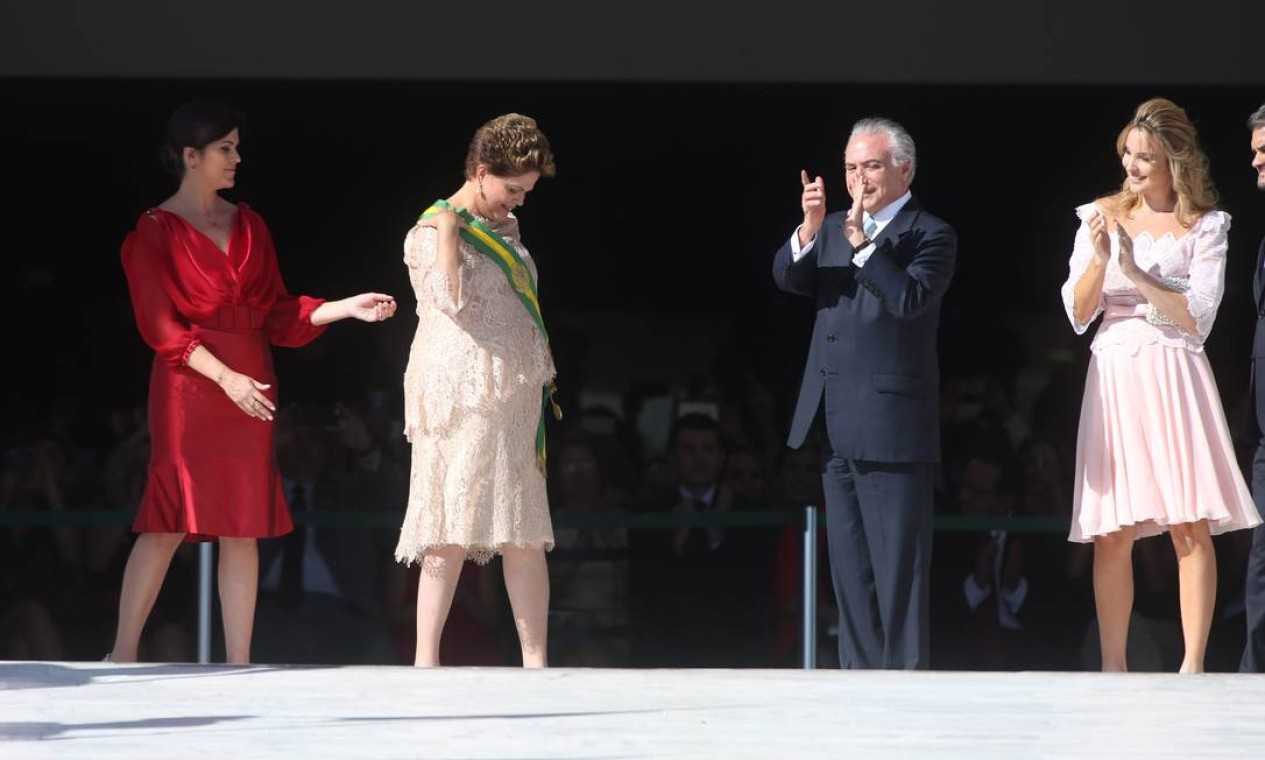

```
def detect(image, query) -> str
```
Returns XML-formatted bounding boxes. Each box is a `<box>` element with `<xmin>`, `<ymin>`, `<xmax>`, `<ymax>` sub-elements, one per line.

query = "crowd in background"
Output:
<box><xmin>3</xmin><ymin>303</ymin><xmax>1257</xmax><ymax>670</ymax></box>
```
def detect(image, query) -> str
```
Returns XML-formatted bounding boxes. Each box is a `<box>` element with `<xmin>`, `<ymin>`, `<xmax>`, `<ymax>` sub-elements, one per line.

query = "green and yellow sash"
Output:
<box><xmin>419</xmin><ymin>199</ymin><xmax>562</xmax><ymax>474</ymax></box>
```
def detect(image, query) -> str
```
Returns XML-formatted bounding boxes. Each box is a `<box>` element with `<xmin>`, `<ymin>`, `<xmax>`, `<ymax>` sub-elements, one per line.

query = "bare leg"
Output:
<box><xmin>1093</xmin><ymin>526</ymin><xmax>1137</xmax><ymax>672</ymax></box>
<box><xmin>1171</xmin><ymin>521</ymin><xmax>1215</xmax><ymax>674</ymax></box>
<box><xmin>414</xmin><ymin>546</ymin><xmax>467</xmax><ymax>667</ymax></box>
<box><xmin>110</xmin><ymin>532</ymin><xmax>186</xmax><ymax>662</ymax></box>
<box><xmin>502</xmin><ymin>544</ymin><xmax>549</xmax><ymax>668</ymax></box>
<box><xmin>218</xmin><ymin>537</ymin><xmax>258</xmax><ymax>665</ymax></box>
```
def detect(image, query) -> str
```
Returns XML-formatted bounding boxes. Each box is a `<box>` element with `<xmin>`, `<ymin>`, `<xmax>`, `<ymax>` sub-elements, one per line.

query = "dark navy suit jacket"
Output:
<box><xmin>1254</xmin><ymin>237</ymin><xmax>1265</xmax><ymax>432</ymax></box>
<box><xmin>772</xmin><ymin>196</ymin><xmax>957</xmax><ymax>463</ymax></box>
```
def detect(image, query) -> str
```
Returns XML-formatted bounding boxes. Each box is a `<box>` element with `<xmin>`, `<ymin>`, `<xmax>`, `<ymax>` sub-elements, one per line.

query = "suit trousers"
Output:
<box><xmin>821</xmin><ymin>440</ymin><xmax>934</xmax><ymax>669</ymax></box>
<box><xmin>1243</xmin><ymin>438</ymin><xmax>1265</xmax><ymax>672</ymax></box>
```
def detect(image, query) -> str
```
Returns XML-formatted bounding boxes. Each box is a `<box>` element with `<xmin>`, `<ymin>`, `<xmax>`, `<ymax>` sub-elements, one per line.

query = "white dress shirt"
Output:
<box><xmin>677</xmin><ymin>484</ymin><xmax>723</xmax><ymax>550</ymax></box>
<box><xmin>962</xmin><ymin>530</ymin><xmax>1028</xmax><ymax>631</ymax></box>
<box><xmin>260</xmin><ymin>478</ymin><xmax>342</xmax><ymax>598</ymax></box>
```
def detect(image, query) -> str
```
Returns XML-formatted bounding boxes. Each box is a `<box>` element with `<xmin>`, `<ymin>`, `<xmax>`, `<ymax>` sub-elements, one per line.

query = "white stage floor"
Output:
<box><xmin>1</xmin><ymin>662</ymin><xmax>1262</xmax><ymax>758</ymax></box>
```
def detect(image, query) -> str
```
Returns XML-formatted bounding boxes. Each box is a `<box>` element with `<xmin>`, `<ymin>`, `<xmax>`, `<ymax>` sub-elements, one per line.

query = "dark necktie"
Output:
<box><xmin>694</xmin><ymin>499</ymin><xmax>724</xmax><ymax>550</ymax></box>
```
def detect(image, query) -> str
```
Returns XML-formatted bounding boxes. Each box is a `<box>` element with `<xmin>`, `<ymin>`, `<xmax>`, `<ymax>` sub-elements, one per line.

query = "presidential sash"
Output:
<box><xmin>419</xmin><ymin>199</ymin><xmax>561</xmax><ymax>473</ymax></box>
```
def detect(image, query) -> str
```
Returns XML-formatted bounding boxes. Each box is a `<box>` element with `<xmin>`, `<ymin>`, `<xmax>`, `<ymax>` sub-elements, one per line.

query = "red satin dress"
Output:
<box><xmin>121</xmin><ymin>204</ymin><xmax>326</xmax><ymax>541</ymax></box>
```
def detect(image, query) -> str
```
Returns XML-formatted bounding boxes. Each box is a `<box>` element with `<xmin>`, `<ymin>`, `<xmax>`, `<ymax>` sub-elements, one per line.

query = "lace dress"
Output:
<box><xmin>1060</xmin><ymin>202</ymin><xmax>1261</xmax><ymax>542</ymax></box>
<box><xmin>394</xmin><ymin>214</ymin><xmax>556</xmax><ymax>565</ymax></box>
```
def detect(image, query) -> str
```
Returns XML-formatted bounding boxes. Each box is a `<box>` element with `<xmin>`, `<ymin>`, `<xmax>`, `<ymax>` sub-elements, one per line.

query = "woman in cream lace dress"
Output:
<box><xmin>1061</xmin><ymin>98</ymin><xmax>1260</xmax><ymax>673</ymax></box>
<box><xmin>395</xmin><ymin>114</ymin><xmax>557</xmax><ymax>667</ymax></box>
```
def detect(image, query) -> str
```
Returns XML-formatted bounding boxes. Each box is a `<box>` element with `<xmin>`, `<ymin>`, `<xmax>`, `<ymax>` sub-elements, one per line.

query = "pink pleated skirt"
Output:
<box><xmin>1070</xmin><ymin>342</ymin><xmax>1261</xmax><ymax>542</ymax></box>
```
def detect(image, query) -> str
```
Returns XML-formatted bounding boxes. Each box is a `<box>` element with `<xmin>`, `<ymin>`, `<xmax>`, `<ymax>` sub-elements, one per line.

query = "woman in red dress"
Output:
<box><xmin>108</xmin><ymin>101</ymin><xmax>397</xmax><ymax>664</ymax></box>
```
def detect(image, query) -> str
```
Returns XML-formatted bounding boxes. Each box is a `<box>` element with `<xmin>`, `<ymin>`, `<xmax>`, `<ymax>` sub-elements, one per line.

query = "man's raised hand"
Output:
<box><xmin>799</xmin><ymin>170</ymin><xmax>826</xmax><ymax>246</ymax></box>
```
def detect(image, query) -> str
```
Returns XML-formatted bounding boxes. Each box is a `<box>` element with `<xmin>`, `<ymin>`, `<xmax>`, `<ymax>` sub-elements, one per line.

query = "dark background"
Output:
<box><xmin>3</xmin><ymin>1</ymin><xmax>1261</xmax><ymax>85</ymax></box>
<box><xmin>3</xmin><ymin>0</ymin><xmax>1265</xmax><ymax>466</ymax></box>
<box><xmin>4</xmin><ymin>80</ymin><xmax>1264</xmax><ymax>422</ymax></box>
<box><xmin>3</xmin><ymin>0</ymin><xmax>1265</xmax><ymax>670</ymax></box>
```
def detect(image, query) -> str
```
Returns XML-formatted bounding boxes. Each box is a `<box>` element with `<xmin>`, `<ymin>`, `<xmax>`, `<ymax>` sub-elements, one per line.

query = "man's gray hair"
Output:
<box><xmin>1249</xmin><ymin>104</ymin><xmax>1265</xmax><ymax>132</ymax></box>
<box><xmin>851</xmin><ymin>117</ymin><xmax>917</xmax><ymax>183</ymax></box>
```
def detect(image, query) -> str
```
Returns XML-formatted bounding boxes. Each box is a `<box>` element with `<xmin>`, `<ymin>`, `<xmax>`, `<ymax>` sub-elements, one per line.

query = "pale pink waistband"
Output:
<box><xmin>1103</xmin><ymin>302</ymin><xmax>1148</xmax><ymax>319</ymax></box>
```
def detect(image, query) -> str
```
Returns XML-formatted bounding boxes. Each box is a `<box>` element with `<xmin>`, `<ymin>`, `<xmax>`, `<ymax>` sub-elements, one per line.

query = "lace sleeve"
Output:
<box><xmin>1184</xmin><ymin>210</ymin><xmax>1231</xmax><ymax>340</ymax></box>
<box><xmin>1060</xmin><ymin>203</ymin><xmax>1103</xmax><ymax>334</ymax></box>
<box><xmin>404</xmin><ymin>224</ymin><xmax>466</xmax><ymax>316</ymax></box>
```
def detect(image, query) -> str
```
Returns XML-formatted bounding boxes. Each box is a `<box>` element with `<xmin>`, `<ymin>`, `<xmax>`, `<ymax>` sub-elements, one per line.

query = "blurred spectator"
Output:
<box><xmin>722</xmin><ymin>446</ymin><xmax>770</xmax><ymax>507</ymax></box>
<box><xmin>768</xmin><ymin>442</ymin><xmax>836</xmax><ymax>667</ymax></box>
<box><xmin>628</xmin><ymin>413</ymin><xmax>774</xmax><ymax>666</ymax></box>
<box><xmin>253</xmin><ymin>399</ymin><xmax>405</xmax><ymax>664</ymax></box>
<box><xmin>932</xmin><ymin>442</ymin><xmax>1077</xmax><ymax>669</ymax></box>
<box><xmin>77</xmin><ymin>409</ymin><xmax>196</xmax><ymax>661</ymax></box>
<box><xmin>548</xmin><ymin>434</ymin><xmax>631</xmax><ymax>666</ymax></box>
<box><xmin>0</xmin><ymin>438</ymin><xmax>77</xmax><ymax>660</ymax></box>
<box><xmin>1016</xmin><ymin>437</ymin><xmax>1068</xmax><ymax>517</ymax></box>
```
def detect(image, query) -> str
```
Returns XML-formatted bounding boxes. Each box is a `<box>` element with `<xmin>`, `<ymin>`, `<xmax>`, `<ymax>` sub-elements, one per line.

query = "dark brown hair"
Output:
<box><xmin>464</xmin><ymin>113</ymin><xmax>556</xmax><ymax>180</ymax></box>
<box><xmin>160</xmin><ymin>100</ymin><xmax>244</xmax><ymax>178</ymax></box>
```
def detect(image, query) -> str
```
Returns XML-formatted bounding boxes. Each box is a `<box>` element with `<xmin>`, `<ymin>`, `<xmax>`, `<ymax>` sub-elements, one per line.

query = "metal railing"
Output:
<box><xmin>0</xmin><ymin>508</ymin><xmax>1069</xmax><ymax>668</ymax></box>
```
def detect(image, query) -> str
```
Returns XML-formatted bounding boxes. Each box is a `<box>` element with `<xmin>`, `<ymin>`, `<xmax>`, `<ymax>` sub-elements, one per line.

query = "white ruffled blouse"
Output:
<box><xmin>1060</xmin><ymin>202</ymin><xmax>1231</xmax><ymax>355</ymax></box>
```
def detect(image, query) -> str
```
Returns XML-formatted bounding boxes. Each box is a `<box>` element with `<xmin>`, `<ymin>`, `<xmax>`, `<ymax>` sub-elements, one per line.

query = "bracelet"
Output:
<box><xmin>1145</xmin><ymin>276</ymin><xmax>1191</xmax><ymax>327</ymax></box>
<box><xmin>855</xmin><ymin>237</ymin><xmax>873</xmax><ymax>250</ymax></box>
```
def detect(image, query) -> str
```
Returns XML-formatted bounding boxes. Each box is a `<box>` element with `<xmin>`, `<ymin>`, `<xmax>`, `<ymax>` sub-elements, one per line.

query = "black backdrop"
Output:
<box><xmin>4</xmin><ymin>1</ymin><xmax>1265</xmax><ymax>438</ymax></box>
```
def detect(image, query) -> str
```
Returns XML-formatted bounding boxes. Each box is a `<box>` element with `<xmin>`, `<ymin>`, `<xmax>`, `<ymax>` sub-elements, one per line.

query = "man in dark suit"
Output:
<box><xmin>1242</xmin><ymin>104</ymin><xmax>1265</xmax><ymax>673</ymax></box>
<box><xmin>628</xmin><ymin>413</ymin><xmax>774</xmax><ymax>666</ymax></box>
<box><xmin>772</xmin><ymin>117</ymin><xmax>956</xmax><ymax>669</ymax></box>
<box><xmin>253</xmin><ymin>401</ymin><xmax>406</xmax><ymax>664</ymax></box>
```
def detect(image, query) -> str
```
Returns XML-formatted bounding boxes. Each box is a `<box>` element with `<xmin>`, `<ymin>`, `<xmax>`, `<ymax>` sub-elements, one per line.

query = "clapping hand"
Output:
<box><xmin>1114</xmin><ymin>221</ymin><xmax>1140</xmax><ymax>279</ymax></box>
<box><xmin>843</xmin><ymin>174</ymin><xmax>869</xmax><ymax>248</ymax></box>
<box><xmin>799</xmin><ymin>170</ymin><xmax>826</xmax><ymax>245</ymax></box>
<box><xmin>345</xmin><ymin>293</ymin><xmax>397</xmax><ymax>322</ymax></box>
<box><xmin>1087</xmin><ymin>210</ymin><xmax>1111</xmax><ymax>264</ymax></box>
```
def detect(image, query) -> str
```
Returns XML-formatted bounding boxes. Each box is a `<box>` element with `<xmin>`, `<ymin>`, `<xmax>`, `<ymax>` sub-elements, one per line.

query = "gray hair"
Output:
<box><xmin>1249</xmin><ymin>104</ymin><xmax>1265</xmax><ymax>131</ymax></box>
<box><xmin>850</xmin><ymin>117</ymin><xmax>917</xmax><ymax>183</ymax></box>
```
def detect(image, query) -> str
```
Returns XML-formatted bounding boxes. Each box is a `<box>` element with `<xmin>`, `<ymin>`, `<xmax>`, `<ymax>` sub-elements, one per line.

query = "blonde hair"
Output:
<box><xmin>464</xmin><ymin>113</ymin><xmax>556</xmax><ymax>180</ymax></box>
<box><xmin>1100</xmin><ymin>98</ymin><xmax>1217</xmax><ymax>227</ymax></box>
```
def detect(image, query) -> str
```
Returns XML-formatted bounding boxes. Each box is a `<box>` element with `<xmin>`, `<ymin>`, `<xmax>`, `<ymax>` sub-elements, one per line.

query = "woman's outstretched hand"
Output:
<box><xmin>345</xmin><ymin>293</ymin><xmax>398</xmax><ymax>322</ymax></box>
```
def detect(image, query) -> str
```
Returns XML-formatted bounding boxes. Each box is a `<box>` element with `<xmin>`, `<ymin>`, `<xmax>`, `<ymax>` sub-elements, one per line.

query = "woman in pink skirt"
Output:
<box><xmin>1061</xmin><ymin>97</ymin><xmax>1262</xmax><ymax>673</ymax></box>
